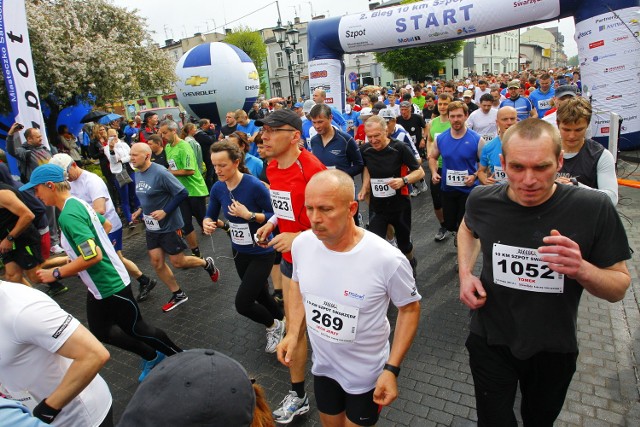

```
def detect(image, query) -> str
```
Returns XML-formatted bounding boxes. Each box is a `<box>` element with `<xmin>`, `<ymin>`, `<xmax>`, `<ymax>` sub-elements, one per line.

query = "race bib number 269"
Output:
<box><xmin>304</xmin><ymin>294</ymin><xmax>359</xmax><ymax>343</ymax></box>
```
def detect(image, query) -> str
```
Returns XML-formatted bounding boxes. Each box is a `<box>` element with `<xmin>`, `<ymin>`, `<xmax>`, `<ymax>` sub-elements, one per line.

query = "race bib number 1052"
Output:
<box><xmin>492</xmin><ymin>243</ymin><xmax>564</xmax><ymax>293</ymax></box>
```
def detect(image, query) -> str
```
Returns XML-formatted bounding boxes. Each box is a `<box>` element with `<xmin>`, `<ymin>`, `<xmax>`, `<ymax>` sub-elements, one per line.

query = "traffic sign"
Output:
<box><xmin>350</xmin><ymin>81</ymin><xmax>358</xmax><ymax>90</ymax></box>
<box><xmin>348</xmin><ymin>72</ymin><xmax>358</xmax><ymax>82</ymax></box>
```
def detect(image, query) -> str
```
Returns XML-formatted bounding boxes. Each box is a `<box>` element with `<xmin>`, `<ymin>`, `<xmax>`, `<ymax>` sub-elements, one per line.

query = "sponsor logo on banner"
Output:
<box><xmin>599</xmin><ymin>22</ymin><xmax>625</xmax><ymax>31</ymax></box>
<box><xmin>345</xmin><ymin>28</ymin><xmax>366</xmax><ymax>39</ymax></box>
<box><xmin>185</xmin><ymin>75</ymin><xmax>209</xmax><ymax>86</ymax></box>
<box><xmin>601</xmin><ymin>127</ymin><xmax>610</xmax><ymax>133</ymax></box>
<box><xmin>513</xmin><ymin>0</ymin><xmax>543</xmax><ymax>8</ymax></box>
<box><xmin>589</xmin><ymin>40</ymin><xmax>605</xmax><ymax>49</ymax></box>
<box><xmin>429</xmin><ymin>31</ymin><xmax>448</xmax><ymax>38</ymax></box>
<box><xmin>615</xmin><ymin>78</ymin><xmax>633</xmax><ymax>84</ymax></box>
<box><xmin>593</xmin><ymin>53</ymin><xmax>616</xmax><ymax>62</ymax></box>
<box><xmin>604</xmin><ymin>65</ymin><xmax>625</xmax><ymax>73</ymax></box>
<box><xmin>577</xmin><ymin>30</ymin><xmax>592</xmax><ymax>39</ymax></box>
<box><xmin>591</xmin><ymin>83</ymin><xmax>608</xmax><ymax>91</ymax></box>
<box><xmin>456</xmin><ymin>26</ymin><xmax>477</xmax><ymax>35</ymax></box>
<box><xmin>398</xmin><ymin>35</ymin><xmax>422</xmax><ymax>43</ymax></box>
<box><xmin>612</xmin><ymin>35</ymin><xmax>630</xmax><ymax>42</ymax></box>
<box><xmin>605</xmin><ymin>95</ymin><xmax>622</xmax><ymax>100</ymax></box>
<box><xmin>310</xmin><ymin>70</ymin><xmax>328</xmax><ymax>79</ymax></box>
<box><xmin>595</xmin><ymin>15</ymin><xmax>617</xmax><ymax>23</ymax></box>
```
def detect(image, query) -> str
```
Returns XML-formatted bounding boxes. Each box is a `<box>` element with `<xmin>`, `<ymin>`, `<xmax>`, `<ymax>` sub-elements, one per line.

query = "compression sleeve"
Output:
<box><xmin>163</xmin><ymin>187</ymin><xmax>188</xmax><ymax>214</ymax></box>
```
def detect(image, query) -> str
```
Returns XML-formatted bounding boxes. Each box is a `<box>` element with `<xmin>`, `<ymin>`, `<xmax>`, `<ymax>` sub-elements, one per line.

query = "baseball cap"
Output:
<box><xmin>359</xmin><ymin>107</ymin><xmax>373</xmax><ymax>117</ymax></box>
<box><xmin>119</xmin><ymin>349</ymin><xmax>255</xmax><ymax>427</ymax></box>
<box><xmin>255</xmin><ymin>109</ymin><xmax>302</xmax><ymax>132</ymax></box>
<box><xmin>508</xmin><ymin>80</ymin><xmax>520</xmax><ymax>89</ymax></box>
<box><xmin>468</xmin><ymin>84</ymin><xmax>475</xmax><ymax>89</ymax></box>
<box><xmin>19</xmin><ymin>164</ymin><xmax>65</xmax><ymax>191</ymax></box>
<box><xmin>346</xmin><ymin>97</ymin><xmax>355</xmax><ymax>102</ymax></box>
<box><xmin>379</xmin><ymin>108</ymin><xmax>396</xmax><ymax>119</ymax></box>
<box><xmin>457</xmin><ymin>85</ymin><xmax>465</xmax><ymax>93</ymax></box>
<box><xmin>143</xmin><ymin>111</ymin><xmax>157</xmax><ymax>122</ymax></box>
<box><xmin>463</xmin><ymin>90</ymin><xmax>474</xmax><ymax>98</ymax></box>
<box><xmin>293</xmin><ymin>102</ymin><xmax>303</xmax><ymax>109</ymax></box>
<box><xmin>555</xmin><ymin>84</ymin><xmax>578</xmax><ymax>99</ymax></box>
<box><xmin>399</xmin><ymin>101</ymin><xmax>412</xmax><ymax>108</ymax></box>
<box><xmin>302</xmin><ymin>99</ymin><xmax>316</xmax><ymax>114</ymax></box>
<box><xmin>49</xmin><ymin>153</ymin><xmax>75</xmax><ymax>176</ymax></box>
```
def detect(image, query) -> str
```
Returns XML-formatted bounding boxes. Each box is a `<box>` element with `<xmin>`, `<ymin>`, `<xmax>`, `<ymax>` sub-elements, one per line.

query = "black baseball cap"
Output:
<box><xmin>255</xmin><ymin>109</ymin><xmax>302</xmax><ymax>132</ymax></box>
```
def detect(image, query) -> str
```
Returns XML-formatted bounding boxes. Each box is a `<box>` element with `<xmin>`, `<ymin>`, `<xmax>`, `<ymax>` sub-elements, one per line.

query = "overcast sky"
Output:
<box><xmin>112</xmin><ymin>0</ymin><xmax>578</xmax><ymax>57</ymax></box>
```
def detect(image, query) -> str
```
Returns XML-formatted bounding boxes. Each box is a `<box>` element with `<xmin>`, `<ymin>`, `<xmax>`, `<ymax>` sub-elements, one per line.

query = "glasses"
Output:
<box><xmin>262</xmin><ymin>127</ymin><xmax>297</xmax><ymax>136</ymax></box>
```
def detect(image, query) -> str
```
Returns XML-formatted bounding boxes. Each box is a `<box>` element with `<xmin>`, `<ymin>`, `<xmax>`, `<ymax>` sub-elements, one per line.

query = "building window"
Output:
<box><xmin>272</xmin><ymin>82</ymin><xmax>282</xmax><ymax>98</ymax></box>
<box><xmin>296</xmin><ymin>48</ymin><xmax>304</xmax><ymax>65</ymax></box>
<box><xmin>276</xmin><ymin>52</ymin><xmax>284</xmax><ymax>69</ymax></box>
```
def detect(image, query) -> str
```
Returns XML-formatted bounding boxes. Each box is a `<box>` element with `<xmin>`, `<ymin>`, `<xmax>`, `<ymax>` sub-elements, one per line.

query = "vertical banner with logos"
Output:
<box><xmin>0</xmin><ymin>0</ymin><xmax>49</xmax><ymax>148</ymax></box>
<box><xmin>575</xmin><ymin>5</ymin><xmax>640</xmax><ymax>148</ymax></box>
<box><xmin>308</xmin><ymin>59</ymin><xmax>345</xmax><ymax>113</ymax></box>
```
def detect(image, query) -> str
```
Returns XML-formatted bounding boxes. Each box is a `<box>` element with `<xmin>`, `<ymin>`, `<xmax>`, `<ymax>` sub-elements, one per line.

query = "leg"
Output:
<box><xmin>314</xmin><ymin>376</ymin><xmax>347</xmax><ymax>427</ymax></box>
<box><xmin>118</xmin><ymin>251</ymin><xmax>143</xmax><ymax>278</ymax></box>
<box><xmin>4</xmin><ymin>262</ymin><xmax>28</xmax><ymax>285</ymax></box>
<box><xmin>466</xmin><ymin>333</ymin><xmax>519</xmax><ymax>427</ymax></box>
<box><xmin>148</xmin><ymin>248</ymin><xmax>180</xmax><ymax>293</ymax></box>
<box><xmin>118</xmin><ymin>180</ymin><xmax>132</xmax><ymax>224</ymax></box>
<box><xmin>168</xmin><ymin>252</ymin><xmax>206</xmax><ymax>269</ymax></box>
<box><xmin>440</xmin><ymin>191</ymin><xmax>458</xmax><ymax>233</ymax></box>
<box><xmin>280</xmin><ymin>267</ymin><xmax>307</xmax><ymax>384</ymax></box>
<box><xmin>367</xmin><ymin>210</ymin><xmax>388</xmax><ymax>241</ymax></box>
<box><xmin>233</xmin><ymin>251</ymin><xmax>281</xmax><ymax>326</ymax></box>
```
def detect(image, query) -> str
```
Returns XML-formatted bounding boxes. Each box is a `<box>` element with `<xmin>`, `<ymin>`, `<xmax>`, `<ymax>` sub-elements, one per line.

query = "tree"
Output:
<box><xmin>224</xmin><ymin>26</ymin><xmax>268</xmax><ymax>96</ymax></box>
<box><xmin>374</xmin><ymin>0</ymin><xmax>464</xmax><ymax>81</ymax></box>
<box><xmin>568</xmin><ymin>55</ymin><xmax>579</xmax><ymax>67</ymax></box>
<box><xmin>0</xmin><ymin>0</ymin><xmax>176</xmax><ymax>138</ymax></box>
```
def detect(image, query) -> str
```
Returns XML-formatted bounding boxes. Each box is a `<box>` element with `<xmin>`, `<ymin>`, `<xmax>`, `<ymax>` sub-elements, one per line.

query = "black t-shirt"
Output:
<box><xmin>360</xmin><ymin>138</ymin><xmax>421</xmax><ymax>213</ymax></box>
<box><xmin>422</xmin><ymin>107</ymin><xmax>437</xmax><ymax>122</ymax></box>
<box><xmin>465</xmin><ymin>102</ymin><xmax>479</xmax><ymax>114</ymax></box>
<box><xmin>220</xmin><ymin>124</ymin><xmax>237</xmax><ymax>138</ymax></box>
<box><xmin>0</xmin><ymin>183</ymin><xmax>40</xmax><ymax>244</ymax></box>
<box><xmin>464</xmin><ymin>184</ymin><xmax>631</xmax><ymax>359</ymax></box>
<box><xmin>151</xmin><ymin>149</ymin><xmax>169</xmax><ymax>169</ymax></box>
<box><xmin>395</xmin><ymin>114</ymin><xmax>426</xmax><ymax>147</ymax></box>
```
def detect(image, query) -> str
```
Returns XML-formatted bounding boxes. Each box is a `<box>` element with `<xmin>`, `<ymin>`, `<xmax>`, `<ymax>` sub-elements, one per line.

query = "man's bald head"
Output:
<box><xmin>306</xmin><ymin>170</ymin><xmax>354</xmax><ymax>205</ymax></box>
<box><xmin>131</xmin><ymin>142</ymin><xmax>152</xmax><ymax>156</ymax></box>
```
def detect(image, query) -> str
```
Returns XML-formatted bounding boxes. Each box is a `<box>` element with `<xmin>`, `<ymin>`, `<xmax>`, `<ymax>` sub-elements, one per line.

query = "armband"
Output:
<box><xmin>77</xmin><ymin>239</ymin><xmax>98</xmax><ymax>261</ymax></box>
<box><xmin>383</xmin><ymin>363</ymin><xmax>401</xmax><ymax>377</ymax></box>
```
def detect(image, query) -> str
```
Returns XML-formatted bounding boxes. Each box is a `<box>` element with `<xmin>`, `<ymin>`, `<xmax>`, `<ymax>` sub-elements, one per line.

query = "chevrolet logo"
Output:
<box><xmin>185</xmin><ymin>75</ymin><xmax>209</xmax><ymax>86</ymax></box>
<box><xmin>248</xmin><ymin>71</ymin><xmax>259</xmax><ymax>80</ymax></box>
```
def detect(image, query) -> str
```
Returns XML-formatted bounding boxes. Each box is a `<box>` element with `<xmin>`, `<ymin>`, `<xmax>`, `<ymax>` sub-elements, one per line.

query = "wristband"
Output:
<box><xmin>33</xmin><ymin>398</ymin><xmax>61</xmax><ymax>424</ymax></box>
<box><xmin>383</xmin><ymin>363</ymin><xmax>401</xmax><ymax>377</ymax></box>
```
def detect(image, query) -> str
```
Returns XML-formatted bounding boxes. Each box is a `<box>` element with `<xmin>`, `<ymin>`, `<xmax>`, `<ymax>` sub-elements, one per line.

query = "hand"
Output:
<box><xmin>255</xmin><ymin>221</ymin><xmax>275</xmax><ymax>247</ymax></box>
<box><xmin>459</xmin><ymin>273</ymin><xmax>487</xmax><ymax>309</ymax></box>
<box><xmin>485</xmin><ymin>173</ymin><xmax>497</xmax><ymax>185</ymax></box>
<box><xmin>373</xmin><ymin>370</ymin><xmax>398</xmax><ymax>406</ymax></box>
<box><xmin>357</xmin><ymin>188</ymin><xmax>369</xmax><ymax>201</ymax></box>
<box><xmin>131</xmin><ymin>208</ymin><xmax>142</xmax><ymax>221</ymax></box>
<box><xmin>202</xmin><ymin>218</ymin><xmax>217</xmax><ymax>235</ymax></box>
<box><xmin>419</xmin><ymin>139</ymin><xmax>426</xmax><ymax>149</ymax></box>
<box><xmin>268</xmin><ymin>231</ymin><xmax>298</xmax><ymax>253</ymax></box>
<box><xmin>150</xmin><ymin>210</ymin><xmax>167</xmax><ymax>221</ymax></box>
<box><xmin>555</xmin><ymin>176</ymin><xmax>572</xmax><ymax>186</ymax></box>
<box><xmin>8</xmin><ymin>123</ymin><xmax>22</xmax><ymax>135</ymax></box>
<box><xmin>0</xmin><ymin>238</ymin><xmax>13</xmax><ymax>254</ymax></box>
<box><xmin>431</xmin><ymin>172</ymin><xmax>441</xmax><ymax>185</ymax></box>
<box><xmin>276</xmin><ymin>334</ymin><xmax>298</xmax><ymax>367</ymax></box>
<box><xmin>538</xmin><ymin>229</ymin><xmax>583</xmax><ymax>279</ymax></box>
<box><xmin>388</xmin><ymin>177</ymin><xmax>404</xmax><ymax>190</ymax></box>
<box><xmin>227</xmin><ymin>200</ymin><xmax>250</xmax><ymax>220</ymax></box>
<box><xmin>36</xmin><ymin>268</ymin><xmax>56</xmax><ymax>284</ymax></box>
<box><xmin>464</xmin><ymin>174</ymin><xmax>477</xmax><ymax>187</ymax></box>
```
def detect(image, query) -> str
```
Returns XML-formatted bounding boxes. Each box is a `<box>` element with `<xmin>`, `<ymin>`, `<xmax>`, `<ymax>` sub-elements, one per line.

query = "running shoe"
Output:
<box><xmin>410</xmin><ymin>187</ymin><xmax>420</xmax><ymax>197</ymax></box>
<box><xmin>204</xmin><ymin>256</ymin><xmax>220</xmax><ymax>282</ymax></box>
<box><xmin>272</xmin><ymin>292</ymin><xmax>284</xmax><ymax>306</ymax></box>
<box><xmin>417</xmin><ymin>179</ymin><xmax>429</xmax><ymax>193</ymax></box>
<box><xmin>50</xmin><ymin>244</ymin><xmax>65</xmax><ymax>255</ymax></box>
<box><xmin>137</xmin><ymin>278</ymin><xmax>157</xmax><ymax>302</ymax></box>
<box><xmin>138</xmin><ymin>351</ymin><xmax>165</xmax><ymax>382</ymax></box>
<box><xmin>386</xmin><ymin>237</ymin><xmax>398</xmax><ymax>248</ymax></box>
<box><xmin>272</xmin><ymin>391</ymin><xmax>309</xmax><ymax>424</ymax></box>
<box><xmin>265</xmin><ymin>318</ymin><xmax>286</xmax><ymax>353</ymax></box>
<box><xmin>47</xmin><ymin>284</ymin><xmax>69</xmax><ymax>298</ymax></box>
<box><xmin>162</xmin><ymin>293</ymin><xmax>188</xmax><ymax>312</ymax></box>
<box><xmin>434</xmin><ymin>227</ymin><xmax>448</xmax><ymax>242</ymax></box>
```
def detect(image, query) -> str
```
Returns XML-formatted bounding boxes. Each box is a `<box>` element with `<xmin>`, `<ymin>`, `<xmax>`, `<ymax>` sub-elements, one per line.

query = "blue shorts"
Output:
<box><xmin>108</xmin><ymin>228</ymin><xmax>123</xmax><ymax>252</ymax></box>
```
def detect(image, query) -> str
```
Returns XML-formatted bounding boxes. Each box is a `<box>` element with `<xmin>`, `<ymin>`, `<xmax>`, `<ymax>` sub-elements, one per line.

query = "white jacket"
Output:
<box><xmin>104</xmin><ymin>139</ymin><xmax>131</xmax><ymax>174</ymax></box>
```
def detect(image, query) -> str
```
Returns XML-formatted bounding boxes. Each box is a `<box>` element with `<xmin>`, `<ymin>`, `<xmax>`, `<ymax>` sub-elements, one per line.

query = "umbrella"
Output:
<box><xmin>97</xmin><ymin>113</ymin><xmax>123</xmax><ymax>125</ymax></box>
<box><xmin>80</xmin><ymin>110</ymin><xmax>109</xmax><ymax>123</ymax></box>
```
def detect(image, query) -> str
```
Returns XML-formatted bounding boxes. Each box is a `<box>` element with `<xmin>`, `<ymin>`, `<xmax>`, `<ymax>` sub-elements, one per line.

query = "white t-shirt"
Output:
<box><xmin>0</xmin><ymin>282</ymin><xmax>112</xmax><ymax>426</ymax></box>
<box><xmin>474</xmin><ymin>87</ymin><xmax>491</xmax><ymax>104</ymax></box>
<box><xmin>71</xmin><ymin>171</ymin><xmax>123</xmax><ymax>232</ymax></box>
<box><xmin>291</xmin><ymin>230</ymin><xmax>421</xmax><ymax>393</ymax></box>
<box><xmin>467</xmin><ymin>108</ymin><xmax>498</xmax><ymax>142</ymax></box>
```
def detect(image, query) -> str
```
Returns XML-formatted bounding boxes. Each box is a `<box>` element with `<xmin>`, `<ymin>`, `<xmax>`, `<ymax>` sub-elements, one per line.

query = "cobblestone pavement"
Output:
<box><xmin>45</xmin><ymin>183</ymin><xmax>639</xmax><ymax>426</ymax></box>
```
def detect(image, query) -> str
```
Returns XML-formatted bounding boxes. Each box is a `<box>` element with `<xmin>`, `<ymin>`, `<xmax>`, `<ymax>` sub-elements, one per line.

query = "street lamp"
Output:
<box><xmin>293</xmin><ymin>62</ymin><xmax>304</xmax><ymax>98</ymax></box>
<box><xmin>274</xmin><ymin>20</ymin><xmax>299</xmax><ymax>101</ymax></box>
<box><xmin>355</xmin><ymin>57</ymin><xmax>361</xmax><ymax>87</ymax></box>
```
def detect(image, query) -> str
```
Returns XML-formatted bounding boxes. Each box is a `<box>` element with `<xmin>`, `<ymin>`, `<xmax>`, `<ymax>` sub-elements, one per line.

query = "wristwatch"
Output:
<box><xmin>53</xmin><ymin>268</ymin><xmax>62</xmax><ymax>280</ymax></box>
<box><xmin>402</xmin><ymin>177</ymin><xmax>410</xmax><ymax>186</ymax></box>
<box><xmin>383</xmin><ymin>363</ymin><xmax>401</xmax><ymax>377</ymax></box>
<box><xmin>6</xmin><ymin>234</ymin><xmax>14</xmax><ymax>242</ymax></box>
<box><xmin>248</xmin><ymin>212</ymin><xmax>257</xmax><ymax>222</ymax></box>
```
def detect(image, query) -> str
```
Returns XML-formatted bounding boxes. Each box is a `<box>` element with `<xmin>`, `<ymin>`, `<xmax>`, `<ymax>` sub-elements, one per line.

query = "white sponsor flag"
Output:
<box><xmin>0</xmin><ymin>0</ymin><xmax>50</xmax><ymax>148</ymax></box>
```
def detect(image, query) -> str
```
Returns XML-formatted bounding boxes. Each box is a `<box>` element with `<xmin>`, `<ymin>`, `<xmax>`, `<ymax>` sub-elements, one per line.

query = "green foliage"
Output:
<box><xmin>224</xmin><ymin>26</ymin><xmax>269</xmax><ymax>96</ymax></box>
<box><xmin>375</xmin><ymin>0</ymin><xmax>464</xmax><ymax>81</ymax></box>
<box><xmin>567</xmin><ymin>55</ymin><xmax>579</xmax><ymax>67</ymax></box>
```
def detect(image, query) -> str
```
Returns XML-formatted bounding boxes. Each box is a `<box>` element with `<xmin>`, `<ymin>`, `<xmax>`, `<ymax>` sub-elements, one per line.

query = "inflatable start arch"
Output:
<box><xmin>307</xmin><ymin>0</ymin><xmax>640</xmax><ymax>150</ymax></box>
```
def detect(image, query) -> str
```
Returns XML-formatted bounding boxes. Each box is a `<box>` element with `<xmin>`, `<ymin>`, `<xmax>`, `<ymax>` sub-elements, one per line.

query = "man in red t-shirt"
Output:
<box><xmin>255</xmin><ymin>109</ymin><xmax>326</xmax><ymax>424</ymax></box>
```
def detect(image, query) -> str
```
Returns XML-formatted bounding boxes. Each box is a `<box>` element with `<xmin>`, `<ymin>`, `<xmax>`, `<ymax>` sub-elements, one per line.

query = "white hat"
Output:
<box><xmin>359</xmin><ymin>107</ymin><xmax>373</xmax><ymax>117</ymax></box>
<box><xmin>378</xmin><ymin>108</ymin><xmax>396</xmax><ymax>119</ymax></box>
<box><xmin>457</xmin><ymin>85</ymin><xmax>465</xmax><ymax>93</ymax></box>
<box><xmin>302</xmin><ymin>100</ymin><xmax>316</xmax><ymax>114</ymax></box>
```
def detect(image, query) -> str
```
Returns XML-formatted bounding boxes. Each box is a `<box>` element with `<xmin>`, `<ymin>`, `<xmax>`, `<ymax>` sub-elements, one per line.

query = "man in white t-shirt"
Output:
<box><xmin>473</xmin><ymin>79</ymin><xmax>491</xmax><ymax>104</ymax></box>
<box><xmin>467</xmin><ymin>94</ymin><xmax>499</xmax><ymax>142</ymax></box>
<box><xmin>277</xmin><ymin>169</ymin><xmax>421</xmax><ymax>427</ymax></box>
<box><xmin>0</xmin><ymin>281</ymin><xmax>112</xmax><ymax>426</ymax></box>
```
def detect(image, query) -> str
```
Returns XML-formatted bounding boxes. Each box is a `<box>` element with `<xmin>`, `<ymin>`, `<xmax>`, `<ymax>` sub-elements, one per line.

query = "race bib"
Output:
<box><xmin>370</xmin><ymin>178</ymin><xmax>395</xmax><ymax>198</ymax></box>
<box><xmin>270</xmin><ymin>190</ymin><xmax>295</xmax><ymax>221</ymax></box>
<box><xmin>537</xmin><ymin>99</ymin><xmax>551</xmax><ymax>110</ymax></box>
<box><xmin>493</xmin><ymin>166</ymin><xmax>507</xmax><ymax>182</ymax></box>
<box><xmin>304</xmin><ymin>294</ymin><xmax>359</xmax><ymax>344</ymax></box>
<box><xmin>143</xmin><ymin>214</ymin><xmax>160</xmax><ymax>231</ymax></box>
<box><xmin>168</xmin><ymin>159</ymin><xmax>177</xmax><ymax>171</ymax></box>
<box><xmin>482</xmin><ymin>134</ymin><xmax>495</xmax><ymax>141</ymax></box>
<box><xmin>229</xmin><ymin>222</ymin><xmax>252</xmax><ymax>245</ymax></box>
<box><xmin>492</xmin><ymin>243</ymin><xmax>564</xmax><ymax>293</ymax></box>
<box><xmin>446</xmin><ymin>169</ymin><xmax>468</xmax><ymax>187</ymax></box>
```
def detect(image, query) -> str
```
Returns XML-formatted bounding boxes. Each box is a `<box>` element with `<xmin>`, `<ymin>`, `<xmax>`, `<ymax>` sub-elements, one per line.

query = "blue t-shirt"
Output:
<box><xmin>244</xmin><ymin>153</ymin><xmax>264</xmax><ymax>178</ymax></box>
<box><xmin>310</xmin><ymin>128</ymin><xmax>363</xmax><ymax>177</ymax></box>
<box><xmin>343</xmin><ymin>111</ymin><xmax>361</xmax><ymax>137</ymax></box>
<box><xmin>205</xmin><ymin>174</ymin><xmax>274</xmax><ymax>255</ymax></box>
<box><xmin>438</xmin><ymin>128</ymin><xmax>481</xmax><ymax>194</ymax></box>
<box><xmin>329</xmin><ymin>106</ymin><xmax>348</xmax><ymax>132</ymax></box>
<box><xmin>479</xmin><ymin>136</ymin><xmax>503</xmax><ymax>172</ymax></box>
<box><xmin>500</xmin><ymin>97</ymin><xmax>534</xmax><ymax>122</ymax></box>
<box><xmin>136</xmin><ymin>162</ymin><xmax>187</xmax><ymax>233</ymax></box>
<box><xmin>528</xmin><ymin>88</ymin><xmax>555</xmax><ymax>118</ymax></box>
<box><xmin>237</xmin><ymin>120</ymin><xmax>260</xmax><ymax>156</ymax></box>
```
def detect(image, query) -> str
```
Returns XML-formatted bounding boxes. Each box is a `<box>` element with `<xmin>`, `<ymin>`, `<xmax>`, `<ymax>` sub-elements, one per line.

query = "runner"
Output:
<box><xmin>477</xmin><ymin>107</ymin><xmax>518</xmax><ymax>185</ymax></box>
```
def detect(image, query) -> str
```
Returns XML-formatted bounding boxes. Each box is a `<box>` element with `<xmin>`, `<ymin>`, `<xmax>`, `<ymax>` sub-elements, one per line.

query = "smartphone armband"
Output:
<box><xmin>78</xmin><ymin>239</ymin><xmax>98</xmax><ymax>261</ymax></box>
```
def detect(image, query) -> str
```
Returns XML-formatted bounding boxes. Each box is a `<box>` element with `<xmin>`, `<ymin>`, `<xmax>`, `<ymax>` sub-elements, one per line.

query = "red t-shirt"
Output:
<box><xmin>266</xmin><ymin>149</ymin><xmax>326</xmax><ymax>263</ymax></box>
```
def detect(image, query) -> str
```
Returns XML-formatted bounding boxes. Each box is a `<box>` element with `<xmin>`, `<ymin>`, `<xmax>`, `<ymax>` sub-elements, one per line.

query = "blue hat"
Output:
<box><xmin>19</xmin><ymin>164</ymin><xmax>65</xmax><ymax>191</ymax></box>
<box><xmin>293</xmin><ymin>102</ymin><xmax>304</xmax><ymax>108</ymax></box>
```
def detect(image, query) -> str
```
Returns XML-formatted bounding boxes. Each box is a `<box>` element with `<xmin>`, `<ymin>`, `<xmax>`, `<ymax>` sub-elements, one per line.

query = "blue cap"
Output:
<box><xmin>293</xmin><ymin>102</ymin><xmax>303</xmax><ymax>108</ymax></box>
<box><xmin>19</xmin><ymin>164</ymin><xmax>65</xmax><ymax>191</ymax></box>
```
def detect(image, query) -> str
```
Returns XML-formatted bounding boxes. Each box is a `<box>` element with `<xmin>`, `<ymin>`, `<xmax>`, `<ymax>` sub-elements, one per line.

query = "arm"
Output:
<box><xmin>344</xmin><ymin>136</ymin><xmax>364</xmax><ymax>177</ymax></box>
<box><xmin>458</xmin><ymin>219</ymin><xmax>486</xmax><ymax>309</ymax></box>
<box><xmin>115</xmin><ymin>142</ymin><xmax>131</xmax><ymax>164</ymax></box>
<box><xmin>581</xmin><ymin>149</ymin><xmax>618</xmax><ymax>205</ymax></box>
<box><xmin>169</xmin><ymin>169</ymin><xmax>194</xmax><ymax>176</ymax></box>
<box><xmin>5</xmin><ymin>129</ymin><xmax>27</xmax><ymax>161</ymax></box>
<box><xmin>538</xmin><ymin>229</ymin><xmax>630</xmax><ymax>302</ymax></box>
<box><xmin>477</xmin><ymin>164</ymin><xmax>496</xmax><ymax>185</ymax></box>
<box><xmin>0</xmin><ymin>190</ymin><xmax>35</xmax><ymax>254</ymax></box>
<box><xmin>91</xmin><ymin>197</ymin><xmax>107</xmax><ymax>215</ymax></box>
<box><xmin>357</xmin><ymin>166</ymin><xmax>370</xmax><ymax>201</ymax></box>
<box><xmin>38</xmin><ymin>324</ymin><xmax>110</xmax><ymax>413</ymax></box>
<box><xmin>373</xmin><ymin>300</ymin><xmax>420</xmax><ymax>406</ymax></box>
<box><xmin>37</xmin><ymin>244</ymin><xmax>104</xmax><ymax>283</ymax></box>
<box><xmin>428</xmin><ymin>138</ymin><xmax>441</xmax><ymax>184</ymax></box>
<box><xmin>276</xmin><ymin>279</ymin><xmax>307</xmax><ymax>367</ymax></box>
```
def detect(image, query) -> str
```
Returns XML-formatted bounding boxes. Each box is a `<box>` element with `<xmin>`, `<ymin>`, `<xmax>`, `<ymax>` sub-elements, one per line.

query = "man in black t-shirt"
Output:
<box><xmin>218</xmin><ymin>111</ymin><xmax>237</xmax><ymax>140</ymax></box>
<box><xmin>458</xmin><ymin>118</ymin><xmax>631</xmax><ymax>426</ymax></box>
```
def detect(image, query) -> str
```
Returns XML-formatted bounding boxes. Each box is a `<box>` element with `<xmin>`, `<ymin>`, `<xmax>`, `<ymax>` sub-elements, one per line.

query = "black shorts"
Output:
<box><xmin>1</xmin><ymin>236</ymin><xmax>43</xmax><ymax>270</ymax></box>
<box><xmin>179</xmin><ymin>196</ymin><xmax>207</xmax><ymax>235</ymax></box>
<box><xmin>145</xmin><ymin>230</ymin><xmax>188</xmax><ymax>255</ymax></box>
<box><xmin>429</xmin><ymin>167</ymin><xmax>443</xmax><ymax>210</ymax></box>
<box><xmin>368</xmin><ymin>206</ymin><xmax>413</xmax><ymax>254</ymax></box>
<box><xmin>280</xmin><ymin>259</ymin><xmax>293</xmax><ymax>279</ymax></box>
<box><xmin>314</xmin><ymin>375</ymin><xmax>381</xmax><ymax>426</ymax></box>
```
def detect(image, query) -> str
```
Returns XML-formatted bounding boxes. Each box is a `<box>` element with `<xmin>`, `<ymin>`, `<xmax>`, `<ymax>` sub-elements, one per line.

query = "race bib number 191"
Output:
<box><xmin>492</xmin><ymin>243</ymin><xmax>564</xmax><ymax>293</ymax></box>
<box><xmin>304</xmin><ymin>294</ymin><xmax>359</xmax><ymax>343</ymax></box>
